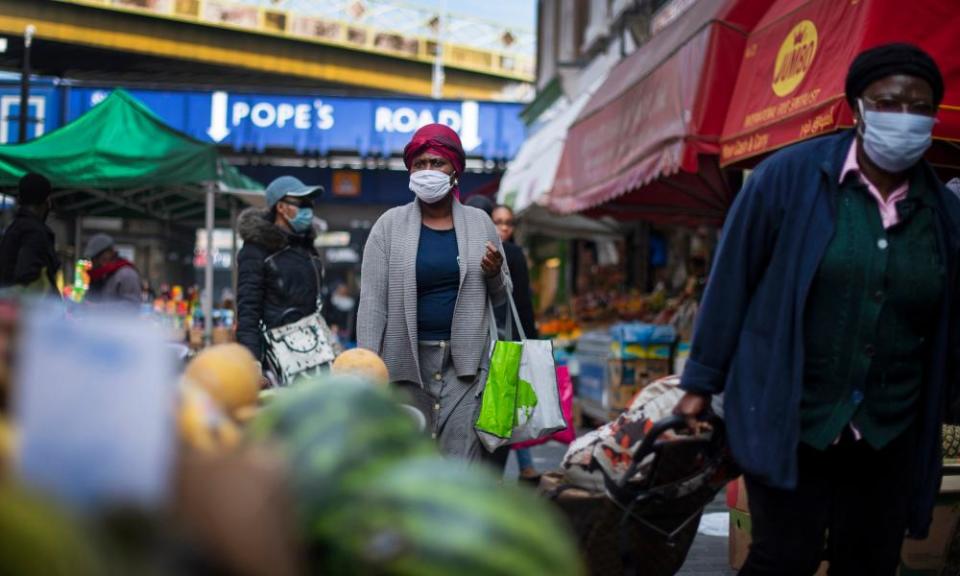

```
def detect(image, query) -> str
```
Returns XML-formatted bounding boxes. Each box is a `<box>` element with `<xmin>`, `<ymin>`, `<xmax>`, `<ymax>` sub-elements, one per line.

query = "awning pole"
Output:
<box><xmin>74</xmin><ymin>216</ymin><xmax>82</xmax><ymax>284</ymax></box>
<box><xmin>203</xmin><ymin>184</ymin><xmax>215</xmax><ymax>346</ymax></box>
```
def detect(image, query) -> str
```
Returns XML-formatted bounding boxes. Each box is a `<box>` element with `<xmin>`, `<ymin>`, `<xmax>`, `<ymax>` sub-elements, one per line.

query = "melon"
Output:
<box><xmin>178</xmin><ymin>385</ymin><xmax>242</xmax><ymax>452</ymax></box>
<box><xmin>183</xmin><ymin>344</ymin><xmax>260</xmax><ymax>414</ymax></box>
<box><xmin>247</xmin><ymin>375</ymin><xmax>433</xmax><ymax>518</ymax></box>
<box><xmin>316</xmin><ymin>456</ymin><xmax>586</xmax><ymax>576</ymax></box>
<box><xmin>331</xmin><ymin>348</ymin><xmax>390</xmax><ymax>386</ymax></box>
<box><xmin>249</xmin><ymin>376</ymin><xmax>585</xmax><ymax>576</ymax></box>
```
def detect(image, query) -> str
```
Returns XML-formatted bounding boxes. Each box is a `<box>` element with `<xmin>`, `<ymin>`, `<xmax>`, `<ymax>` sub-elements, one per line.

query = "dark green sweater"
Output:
<box><xmin>801</xmin><ymin>171</ymin><xmax>944</xmax><ymax>450</ymax></box>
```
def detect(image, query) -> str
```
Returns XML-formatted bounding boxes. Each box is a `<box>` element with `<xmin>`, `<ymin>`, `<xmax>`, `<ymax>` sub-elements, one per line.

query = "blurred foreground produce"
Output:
<box><xmin>179</xmin><ymin>344</ymin><xmax>261</xmax><ymax>452</ymax></box>
<box><xmin>331</xmin><ymin>347</ymin><xmax>391</xmax><ymax>386</ymax></box>
<box><xmin>249</xmin><ymin>376</ymin><xmax>585</xmax><ymax>576</ymax></box>
<box><xmin>248</xmin><ymin>376</ymin><xmax>435</xmax><ymax>512</ymax></box>
<box><xmin>174</xmin><ymin>447</ymin><xmax>303</xmax><ymax>576</ymax></box>
<box><xmin>183</xmin><ymin>344</ymin><xmax>260</xmax><ymax>416</ymax></box>
<box><xmin>0</xmin><ymin>484</ymin><xmax>102</xmax><ymax>576</ymax></box>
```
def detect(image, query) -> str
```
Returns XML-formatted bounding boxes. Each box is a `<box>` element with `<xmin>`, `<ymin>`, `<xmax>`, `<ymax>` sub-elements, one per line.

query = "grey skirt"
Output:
<box><xmin>395</xmin><ymin>340</ymin><xmax>504</xmax><ymax>467</ymax></box>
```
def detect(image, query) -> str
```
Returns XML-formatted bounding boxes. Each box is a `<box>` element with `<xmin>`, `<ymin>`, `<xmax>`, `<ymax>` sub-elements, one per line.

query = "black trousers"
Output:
<box><xmin>740</xmin><ymin>427</ymin><xmax>917</xmax><ymax>576</ymax></box>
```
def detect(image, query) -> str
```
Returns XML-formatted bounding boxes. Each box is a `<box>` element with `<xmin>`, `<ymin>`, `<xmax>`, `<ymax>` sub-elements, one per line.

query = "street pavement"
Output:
<box><xmin>506</xmin><ymin>441</ymin><xmax>737</xmax><ymax>576</ymax></box>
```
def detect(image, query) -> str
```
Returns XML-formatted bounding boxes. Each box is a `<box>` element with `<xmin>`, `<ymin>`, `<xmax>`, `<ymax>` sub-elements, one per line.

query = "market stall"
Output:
<box><xmin>0</xmin><ymin>89</ymin><xmax>263</xmax><ymax>343</ymax></box>
<box><xmin>529</xmin><ymin>0</ymin><xmax>778</xmax><ymax>421</ymax></box>
<box><xmin>719</xmin><ymin>0</ymin><xmax>960</xmax><ymax>173</ymax></box>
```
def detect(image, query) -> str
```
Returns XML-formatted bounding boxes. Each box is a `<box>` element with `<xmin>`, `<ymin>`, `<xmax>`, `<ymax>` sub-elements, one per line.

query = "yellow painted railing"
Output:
<box><xmin>51</xmin><ymin>0</ymin><xmax>535</xmax><ymax>81</ymax></box>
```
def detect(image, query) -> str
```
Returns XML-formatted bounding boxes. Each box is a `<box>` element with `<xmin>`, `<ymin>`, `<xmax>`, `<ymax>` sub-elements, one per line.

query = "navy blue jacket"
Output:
<box><xmin>680</xmin><ymin>130</ymin><xmax>960</xmax><ymax>537</ymax></box>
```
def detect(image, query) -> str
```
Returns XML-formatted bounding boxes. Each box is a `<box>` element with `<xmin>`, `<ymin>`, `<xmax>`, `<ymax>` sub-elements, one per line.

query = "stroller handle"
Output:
<box><xmin>619</xmin><ymin>413</ymin><xmax>722</xmax><ymax>490</ymax></box>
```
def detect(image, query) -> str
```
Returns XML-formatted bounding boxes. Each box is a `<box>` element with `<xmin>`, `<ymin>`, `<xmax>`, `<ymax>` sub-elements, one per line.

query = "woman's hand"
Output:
<box><xmin>481</xmin><ymin>242</ymin><xmax>504</xmax><ymax>278</ymax></box>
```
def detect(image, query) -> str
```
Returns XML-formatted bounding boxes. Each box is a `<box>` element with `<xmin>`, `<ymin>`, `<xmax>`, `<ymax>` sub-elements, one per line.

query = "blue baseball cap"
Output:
<box><xmin>265</xmin><ymin>176</ymin><xmax>324</xmax><ymax>209</ymax></box>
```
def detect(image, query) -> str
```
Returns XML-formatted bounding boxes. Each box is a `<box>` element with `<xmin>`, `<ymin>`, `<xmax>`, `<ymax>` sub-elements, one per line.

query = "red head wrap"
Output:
<box><xmin>403</xmin><ymin>124</ymin><xmax>466</xmax><ymax>196</ymax></box>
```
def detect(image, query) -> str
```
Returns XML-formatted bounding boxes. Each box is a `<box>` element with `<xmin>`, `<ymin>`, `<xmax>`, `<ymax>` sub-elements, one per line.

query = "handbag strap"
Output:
<box><xmin>487</xmin><ymin>301</ymin><xmax>500</xmax><ymax>345</ymax></box>
<box><xmin>488</xmin><ymin>289</ymin><xmax>526</xmax><ymax>343</ymax></box>
<box><xmin>505</xmin><ymin>289</ymin><xmax>527</xmax><ymax>341</ymax></box>
<box><xmin>311</xmin><ymin>254</ymin><xmax>324</xmax><ymax>311</ymax></box>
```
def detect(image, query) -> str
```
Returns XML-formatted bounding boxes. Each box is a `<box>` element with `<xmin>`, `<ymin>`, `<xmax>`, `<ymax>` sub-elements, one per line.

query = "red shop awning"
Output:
<box><xmin>547</xmin><ymin>0</ymin><xmax>774</xmax><ymax>224</ymax></box>
<box><xmin>720</xmin><ymin>0</ymin><xmax>960</xmax><ymax>169</ymax></box>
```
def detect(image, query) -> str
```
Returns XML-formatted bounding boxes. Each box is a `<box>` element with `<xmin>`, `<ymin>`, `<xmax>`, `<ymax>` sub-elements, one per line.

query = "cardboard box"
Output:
<box><xmin>612</xmin><ymin>342</ymin><xmax>672</xmax><ymax>360</ymax></box>
<box><xmin>607</xmin><ymin>358</ymin><xmax>671</xmax><ymax>389</ymax></box>
<box><xmin>900</xmin><ymin>497</ymin><xmax>960</xmax><ymax>573</ymax></box>
<box><xmin>608</xmin><ymin>385</ymin><xmax>641</xmax><ymax>411</ymax></box>
<box><xmin>728</xmin><ymin>508</ymin><xmax>750</xmax><ymax>571</ymax></box>
<box><xmin>726</xmin><ymin>476</ymin><xmax>749</xmax><ymax>512</ymax></box>
<box><xmin>729</xmin><ymin>475</ymin><xmax>960</xmax><ymax>575</ymax></box>
<box><xmin>189</xmin><ymin>328</ymin><xmax>204</xmax><ymax>349</ymax></box>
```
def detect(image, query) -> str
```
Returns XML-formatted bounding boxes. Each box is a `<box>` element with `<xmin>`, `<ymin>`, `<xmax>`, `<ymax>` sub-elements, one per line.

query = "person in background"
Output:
<box><xmin>236</xmin><ymin>176</ymin><xmax>325</xmax><ymax>369</ymax></box>
<box><xmin>0</xmin><ymin>173</ymin><xmax>59</xmax><ymax>295</ymax></box>
<box><xmin>358</xmin><ymin>124</ymin><xmax>511</xmax><ymax>466</ymax></box>
<box><xmin>140</xmin><ymin>279</ymin><xmax>156</xmax><ymax>304</ymax></box>
<box><xmin>84</xmin><ymin>233</ymin><xmax>142</xmax><ymax>306</ymax></box>
<box><xmin>674</xmin><ymin>44</ymin><xmax>960</xmax><ymax>575</ymax></box>
<box><xmin>466</xmin><ymin>196</ymin><xmax>541</xmax><ymax>482</ymax></box>
<box><xmin>325</xmin><ymin>282</ymin><xmax>357</xmax><ymax>343</ymax></box>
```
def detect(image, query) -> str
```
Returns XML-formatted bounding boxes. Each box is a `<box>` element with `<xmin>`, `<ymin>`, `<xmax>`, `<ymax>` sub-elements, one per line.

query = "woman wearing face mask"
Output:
<box><xmin>672</xmin><ymin>44</ymin><xmax>960</xmax><ymax>575</ymax></box>
<box><xmin>236</xmin><ymin>176</ymin><xmax>325</xmax><ymax>369</ymax></box>
<box><xmin>357</xmin><ymin>124</ymin><xmax>511</xmax><ymax>465</ymax></box>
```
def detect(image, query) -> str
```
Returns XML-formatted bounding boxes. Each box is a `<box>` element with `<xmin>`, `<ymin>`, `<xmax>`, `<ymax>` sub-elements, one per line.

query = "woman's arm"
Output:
<box><xmin>357</xmin><ymin>221</ymin><xmax>389</xmax><ymax>355</ymax></box>
<box><xmin>680</xmin><ymin>162</ymin><xmax>783</xmax><ymax>396</ymax></box>
<box><xmin>480</xmin><ymin>218</ymin><xmax>511</xmax><ymax>306</ymax></box>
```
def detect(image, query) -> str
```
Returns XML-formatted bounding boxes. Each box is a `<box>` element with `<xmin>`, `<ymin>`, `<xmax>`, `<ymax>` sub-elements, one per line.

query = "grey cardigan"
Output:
<box><xmin>357</xmin><ymin>200</ymin><xmax>511</xmax><ymax>385</ymax></box>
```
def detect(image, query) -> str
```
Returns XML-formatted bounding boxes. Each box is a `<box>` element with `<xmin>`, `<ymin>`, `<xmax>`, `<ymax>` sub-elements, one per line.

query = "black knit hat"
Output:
<box><xmin>18</xmin><ymin>173</ymin><xmax>52</xmax><ymax>205</ymax></box>
<box><xmin>845</xmin><ymin>43</ymin><xmax>944</xmax><ymax>107</ymax></box>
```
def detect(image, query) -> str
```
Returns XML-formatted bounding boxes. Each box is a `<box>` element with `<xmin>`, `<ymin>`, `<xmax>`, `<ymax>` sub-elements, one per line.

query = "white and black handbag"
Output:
<box><xmin>261</xmin><ymin>251</ymin><xmax>341</xmax><ymax>385</ymax></box>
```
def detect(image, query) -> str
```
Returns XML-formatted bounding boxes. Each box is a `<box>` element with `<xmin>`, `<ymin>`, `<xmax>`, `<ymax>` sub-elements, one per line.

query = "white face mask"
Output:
<box><xmin>331</xmin><ymin>294</ymin><xmax>355</xmax><ymax>312</ymax></box>
<box><xmin>858</xmin><ymin>99</ymin><xmax>936</xmax><ymax>173</ymax></box>
<box><xmin>409</xmin><ymin>170</ymin><xmax>454</xmax><ymax>204</ymax></box>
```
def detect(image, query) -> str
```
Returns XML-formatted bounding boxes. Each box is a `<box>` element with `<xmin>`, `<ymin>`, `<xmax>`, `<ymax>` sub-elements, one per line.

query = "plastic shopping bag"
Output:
<box><xmin>509</xmin><ymin>339</ymin><xmax>565</xmax><ymax>444</ymax></box>
<box><xmin>475</xmin><ymin>339</ymin><xmax>523</xmax><ymax>451</ymax></box>
<box><xmin>513</xmin><ymin>364</ymin><xmax>575</xmax><ymax>449</ymax></box>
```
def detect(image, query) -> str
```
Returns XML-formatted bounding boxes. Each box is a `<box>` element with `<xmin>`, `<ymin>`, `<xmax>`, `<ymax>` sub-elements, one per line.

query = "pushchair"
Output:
<box><xmin>542</xmin><ymin>414</ymin><xmax>737</xmax><ymax>576</ymax></box>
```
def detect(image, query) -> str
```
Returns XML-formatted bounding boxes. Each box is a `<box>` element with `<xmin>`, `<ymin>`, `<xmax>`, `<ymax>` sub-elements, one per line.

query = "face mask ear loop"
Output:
<box><xmin>857</xmin><ymin>98</ymin><xmax>867</xmax><ymax>138</ymax></box>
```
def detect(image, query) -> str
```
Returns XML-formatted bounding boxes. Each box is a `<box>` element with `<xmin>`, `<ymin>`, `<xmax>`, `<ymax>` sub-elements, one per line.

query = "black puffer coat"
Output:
<box><xmin>0</xmin><ymin>210</ymin><xmax>60</xmax><ymax>292</ymax></box>
<box><xmin>236</xmin><ymin>208</ymin><xmax>324</xmax><ymax>361</ymax></box>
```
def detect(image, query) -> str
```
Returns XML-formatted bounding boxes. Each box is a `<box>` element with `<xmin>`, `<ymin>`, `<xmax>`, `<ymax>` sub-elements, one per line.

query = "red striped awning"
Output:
<box><xmin>547</xmin><ymin>0</ymin><xmax>774</xmax><ymax>224</ymax></box>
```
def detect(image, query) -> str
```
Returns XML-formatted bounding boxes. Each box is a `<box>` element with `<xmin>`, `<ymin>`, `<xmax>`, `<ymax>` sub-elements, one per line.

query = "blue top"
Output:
<box><xmin>679</xmin><ymin>130</ymin><xmax>960</xmax><ymax>538</ymax></box>
<box><xmin>416</xmin><ymin>225</ymin><xmax>460</xmax><ymax>341</ymax></box>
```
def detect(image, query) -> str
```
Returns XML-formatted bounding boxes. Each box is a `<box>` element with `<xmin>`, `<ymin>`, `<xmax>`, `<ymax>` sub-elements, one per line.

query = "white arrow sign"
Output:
<box><xmin>460</xmin><ymin>101</ymin><xmax>482</xmax><ymax>152</ymax></box>
<box><xmin>207</xmin><ymin>91</ymin><xmax>230</xmax><ymax>143</ymax></box>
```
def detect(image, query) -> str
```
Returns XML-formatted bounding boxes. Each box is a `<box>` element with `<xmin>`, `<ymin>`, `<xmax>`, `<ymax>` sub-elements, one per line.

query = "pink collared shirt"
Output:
<box><xmin>839</xmin><ymin>141</ymin><xmax>909</xmax><ymax>229</ymax></box>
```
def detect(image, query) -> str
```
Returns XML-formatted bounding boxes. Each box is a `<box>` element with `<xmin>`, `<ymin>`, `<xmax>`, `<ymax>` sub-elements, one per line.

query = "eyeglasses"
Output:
<box><xmin>280</xmin><ymin>198</ymin><xmax>313</xmax><ymax>209</ymax></box>
<box><xmin>861</xmin><ymin>96</ymin><xmax>937</xmax><ymax>117</ymax></box>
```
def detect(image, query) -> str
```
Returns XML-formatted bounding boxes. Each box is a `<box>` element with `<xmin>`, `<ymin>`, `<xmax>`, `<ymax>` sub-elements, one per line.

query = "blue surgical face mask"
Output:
<box><xmin>288</xmin><ymin>207</ymin><xmax>314</xmax><ymax>234</ymax></box>
<box><xmin>858</xmin><ymin>99</ymin><xmax>936</xmax><ymax>173</ymax></box>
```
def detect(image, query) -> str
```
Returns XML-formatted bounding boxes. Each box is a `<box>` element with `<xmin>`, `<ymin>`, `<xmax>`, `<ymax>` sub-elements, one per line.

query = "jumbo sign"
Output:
<box><xmin>772</xmin><ymin>20</ymin><xmax>819</xmax><ymax>97</ymax></box>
